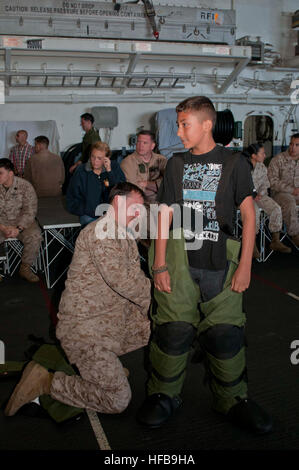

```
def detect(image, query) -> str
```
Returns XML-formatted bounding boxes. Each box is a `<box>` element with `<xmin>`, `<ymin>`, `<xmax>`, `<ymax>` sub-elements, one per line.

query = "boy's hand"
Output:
<box><xmin>154</xmin><ymin>271</ymin><xmax>172</xmax><ymax>293</ymax></box>
<box><xmin>231</xmin><ymin>265</ymin><xmax>251</xmax><ymax>293</ymax></box>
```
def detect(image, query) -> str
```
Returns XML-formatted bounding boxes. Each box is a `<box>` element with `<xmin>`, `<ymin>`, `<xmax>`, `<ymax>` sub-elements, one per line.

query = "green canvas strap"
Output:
<box><xmin>32</xmin><ymin>344</ymin><xmax>84</xmax><ymax>423</ymax></box>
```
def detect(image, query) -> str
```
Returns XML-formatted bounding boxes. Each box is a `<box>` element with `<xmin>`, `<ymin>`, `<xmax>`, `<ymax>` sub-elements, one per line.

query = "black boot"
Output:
<box><xmin>137</xmin><ymin>393</ymin><xmax>182</xmax><ymax>428</ymax></box>
<box><xmin>227</xmin><ymin>398</ymin><xmax>273</xmax><ymax>434</ymax></box>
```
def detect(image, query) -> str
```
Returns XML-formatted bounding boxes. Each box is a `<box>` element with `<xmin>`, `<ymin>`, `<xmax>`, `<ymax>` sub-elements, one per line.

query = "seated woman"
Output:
<box><xmin>244</xmin><ymin>142</ymin><xmax>291</xmax><ymax>257</ymax></box>
<box><xmin>67</xmin><ymin>141</ymin><xmax>126</xmax><ymax>226</ymax></box>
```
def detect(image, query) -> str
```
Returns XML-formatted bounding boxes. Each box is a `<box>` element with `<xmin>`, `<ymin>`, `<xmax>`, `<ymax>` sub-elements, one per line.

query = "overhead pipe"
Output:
<box><xmin>4</xmin><ymin>93</ymin><xmax>294</xmax><ymax>106</ymax></box>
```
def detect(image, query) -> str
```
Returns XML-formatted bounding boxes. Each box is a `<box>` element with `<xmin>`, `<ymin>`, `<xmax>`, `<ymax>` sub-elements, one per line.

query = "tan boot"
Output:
<box><xmin>269</xmin><ymin>232</ymin><xmax>291</xmax><ymax>253</ymax></box>
<box><xmin>19</xmin><ymin>263</ymin><xmax>39</xmax><ymax>283</ymax></box>
<box><xmin>4</xmin><ymin>361</ymin><xmax>53</xmax><ymax>417</ymax></box>
<box><xmin>253</xmin><ymin>243</ymin><xmax>260</xmax><ymax>259</ymax></box>
<box><xmin>291</xmin><ymin>234</ymin><xmax>299</xmax><ymax>247</ymax></box>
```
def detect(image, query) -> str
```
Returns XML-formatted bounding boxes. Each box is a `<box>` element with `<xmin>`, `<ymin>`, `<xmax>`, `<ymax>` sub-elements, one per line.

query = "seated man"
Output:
<box><xmin>5</xmin><ymin>182</ymin><xmax>152</xmax><ymax>416</ymax></box>
<box><xmin>121</xmin><ymin>131</ymin><xmax>167</xmax><ymax>203</ymax></box>
<box><xmin>24</xmin><ymin>135</ymin><xmax>65</xmax><ymax>197</ymax></box>
<box><xmin>268</xmin><ymin>133</ymin><xmax>299</xmax><ymax>247</ymax></box>
<box><xmin>8</xmin><ymin>129</ymin><xmax>34</xmax><ymax>177</ymax></box>
<box><xmin>0</xmin><ymin>158</ymin><xmax>42</xmax><ymax>283</ymax></box>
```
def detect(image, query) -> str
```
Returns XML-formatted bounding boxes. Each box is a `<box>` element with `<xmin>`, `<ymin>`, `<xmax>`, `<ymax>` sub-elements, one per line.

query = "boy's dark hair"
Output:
<box><xmin>109</xmin><ymin>182</ymin><xmax>145</xmax><ymax>204</ymax></box>
<box><xmin>137</xmin><ymin>130</ymin><xmax>155</xmax><ymax>142</ymax></box>
<box><xmin>80</xmin><ymin>113</ymin><xmax>95</xmax><ymax>124</ymax></box>
<box><xmin>291</xmin><ymin>133</ymin><xmax>299</xmax><ymax>140</ymax></box>
<box><xmin>34</xmin><ymin>135</ymin><xmax>49</xmax><ymax>147</ymax></box>
<box><xmin>0</xmin><ymin>158</ymin><xmax>15</xmax><ymax>172</ymax></box>
<box><xmin>176</xmin><ymin>96</ymin><xmax>217</xmax><ymax>129</ymax></box>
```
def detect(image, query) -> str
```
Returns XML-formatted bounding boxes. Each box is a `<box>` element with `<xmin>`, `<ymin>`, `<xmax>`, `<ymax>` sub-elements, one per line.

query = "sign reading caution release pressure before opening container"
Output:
<box><xmin>0</xmin><ymin>1</ymin><xmax>236</xmax><ymax>44</ymax></box>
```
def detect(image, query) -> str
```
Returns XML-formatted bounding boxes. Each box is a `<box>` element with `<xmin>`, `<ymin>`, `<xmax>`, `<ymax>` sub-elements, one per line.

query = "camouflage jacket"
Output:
<box><xmin>268</xmin><ymin>151</ymin><xmax>299</xmax><ymax>195</ymax></box>
<box><xmin>0</xmin><ymin>176</ymin><xmax>38</xmax><ymax>228</ymax></box>
<box><xmin>57</xmin><ymin>212</ymin><xmax>151</xmax><ymax>354</ymax></box>
<box><xmin>252</xmin><ymin>162</ymin><xmax>270</xmax><ymax>196</ymax></box>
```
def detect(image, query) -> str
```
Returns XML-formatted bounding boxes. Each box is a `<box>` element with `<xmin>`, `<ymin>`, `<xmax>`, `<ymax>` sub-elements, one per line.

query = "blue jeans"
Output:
<box><xmin>188</xmin><ymin>263</ymin><xmax>229</xmax><ymax>302</ymax></box>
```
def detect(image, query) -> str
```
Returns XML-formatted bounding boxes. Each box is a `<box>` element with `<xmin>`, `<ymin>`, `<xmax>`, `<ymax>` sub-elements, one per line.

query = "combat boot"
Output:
<box><xmin>291</xmin><ymin>234</ymin><xmax>299</xmax><ymax>247</ymax></box>
<box><xmin>137</xmin><ymin>393</ymin><xmax>182</xmax><ymax>428</ymax></box>
<box><xmin>4</xmin><ymin>361</ymin><xmax>53</xmax><ymax>416</ymax></box>
<box><xmin>19</xmin><ymin>263</ymin><xmax>39</xmax><ymax>283</ymax></box>
<box><xmin>227</xmin><ymin>398</ymin><xmax>273</xmax><ymax>435</ymax></box>
<box><xmin>269</xmin><ymin>232</ymin><xmax>291</xmax><ymax>253</ymax></box>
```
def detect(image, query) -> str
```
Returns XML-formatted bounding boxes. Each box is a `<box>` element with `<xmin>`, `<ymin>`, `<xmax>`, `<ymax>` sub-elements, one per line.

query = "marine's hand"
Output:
<box><xmin>231</xmin><ymin>265</ymin><xmax>251</xmax><ymax>293</ymax></box>
<box><xmin>154</xmin><ymin>270</ymin><xmax>172</xmax><ymax>293</ymax></box>
<box><xmin>5</xmin><ymin>226</ymin><xmax>20</xmax><ymax>238</ymax></box>
<box><xmin>0</xmin><ymin>225</ymin><xmax>11</xmax><ymax>238</ymax></box>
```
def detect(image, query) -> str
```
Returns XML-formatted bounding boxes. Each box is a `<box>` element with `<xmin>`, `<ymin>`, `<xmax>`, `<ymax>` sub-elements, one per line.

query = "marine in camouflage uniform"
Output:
<box><xmin>268</xmin><ymin>136</ymin><xmax>299</xmax><ymax>246</ymax></box>
<box><xmin>121</xmin><ymin>132</ymin><xmax>167</xmax><ymax>249</ymax></box>
<box><xmin>121</xmin><ymin>131</ymin><xmax>167</xmax><ymax>204</ymax></box>
<box><xmin>252</xmin><ymin>162</ymin><xmax>283</xmax><ymax>234</ymax></box>
<box><xmin>121</xmin><ymin>150</ymin><xmax>167</xmax><ymax>203</ymax></box>
<box><xmin>0</xmin><ymin>159</ymin><xmax>42</xmax><ymax>281</ymax></box>
<box><xmin>50</xmin><ymin>213</ymin><xmax>151</xmax><ymax>413</ymax></box>
<box><xmin>4</xmin><ymin>183</ymin><xmax>152</xmax><ymax>417</ymax></box>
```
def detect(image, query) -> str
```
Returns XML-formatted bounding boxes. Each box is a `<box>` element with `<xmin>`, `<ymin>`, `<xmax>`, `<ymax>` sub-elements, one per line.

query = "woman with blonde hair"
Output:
<box><xmin>67</xmin><ymin>141</ymin><xmax>126</xmax><ymax>226</ymax></box>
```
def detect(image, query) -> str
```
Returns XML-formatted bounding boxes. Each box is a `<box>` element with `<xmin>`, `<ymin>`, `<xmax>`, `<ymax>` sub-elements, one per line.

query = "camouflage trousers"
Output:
<box><xmin>254</xmin><ymin>195</ymin><xmax>282</xmax><ymax>234</ymax></box>
<box><xmin>0</xmin><ymin>220</ymin><xmax>42</xmax><ymax>264</ymax></box>
<box><xmin>272</xmin><ymin>193</ymin><xmax>299</xmax><ymax>236</ymax></box>
<box><xmin>51</xmin><ymin>317</ymin><xmax>150</xmax><ymax>414</ymax></box>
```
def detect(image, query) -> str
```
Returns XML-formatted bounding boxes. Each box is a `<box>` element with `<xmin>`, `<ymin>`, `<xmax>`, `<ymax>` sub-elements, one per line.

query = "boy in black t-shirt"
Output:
<box><xmin>137</xmin><ymin>96</ymin><xmax>273</xmax><ymax>434</ymax></box>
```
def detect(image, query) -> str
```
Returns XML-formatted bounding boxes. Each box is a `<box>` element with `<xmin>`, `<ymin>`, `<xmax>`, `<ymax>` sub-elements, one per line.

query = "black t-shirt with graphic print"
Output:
<box><xmin>157</xmin><ymin>145</ymin><xmax>254</xmax><ymax>270</ymax></box>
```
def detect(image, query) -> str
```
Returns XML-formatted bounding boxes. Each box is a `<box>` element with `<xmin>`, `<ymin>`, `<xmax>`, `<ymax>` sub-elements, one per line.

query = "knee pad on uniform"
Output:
<box><xmin>199</xmin><ymin>324</ymin><xmax>245</xmax><ymax>359</ymax></box>
<box><xmin>153</xmin><ymin>321</ymin><xmax>196</xmax><ymax>356</ymax></box>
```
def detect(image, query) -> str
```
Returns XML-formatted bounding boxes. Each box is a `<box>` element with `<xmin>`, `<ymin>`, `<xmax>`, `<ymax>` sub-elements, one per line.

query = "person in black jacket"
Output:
<box><xmin>66</xmin><ymin>141</ymin><xmax>126</xmax><ymax>226</ymax></box>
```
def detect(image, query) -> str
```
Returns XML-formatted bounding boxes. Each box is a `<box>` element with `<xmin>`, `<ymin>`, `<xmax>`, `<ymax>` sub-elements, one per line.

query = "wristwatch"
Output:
<box><xmin>17</xmin><ymin>226</ymin><xmax>24</xmax><ymax>233</ymax></box>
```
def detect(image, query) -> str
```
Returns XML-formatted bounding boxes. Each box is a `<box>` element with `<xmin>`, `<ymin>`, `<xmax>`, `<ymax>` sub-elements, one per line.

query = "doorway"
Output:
<box><xmin>244</xmin><ymin>115</ymin><xmax>274</xmax><ymax>163</ymax></box>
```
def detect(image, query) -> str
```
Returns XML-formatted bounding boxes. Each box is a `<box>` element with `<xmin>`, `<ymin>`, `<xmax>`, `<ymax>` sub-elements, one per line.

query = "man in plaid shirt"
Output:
<box><xmin>9</xmin><ymin>130</ymin><xmax>34</xmax><ymax>177</ymax></box>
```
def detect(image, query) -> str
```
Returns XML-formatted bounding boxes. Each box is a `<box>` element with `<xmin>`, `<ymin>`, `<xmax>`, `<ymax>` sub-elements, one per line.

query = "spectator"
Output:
<box><xmin>0</xmin><ymin>158</ymin><xmax>42</xmax><ymax>283</ymax></box>
<box><xmin>69</xmin><ymin>113</ymin><xmax>101</xmax><ymax>173</ymax></box>
<box><xmin>8</xmin><ymin>130</ymin><xmax>34</xmax><ymax>177</ymax></box>
<box><xmin>24</xmin><ymin>135</ymin><xmax>65</xmax><ymax>197</ymax></box>
<box><xmin>121</xmin><ymin>131</ymin><xmax>167</xmax><ymax>203</ymax></box>
<box><xmin>67</xmin><ymin>141</ymin><xmax>125</xmax><ymax>226</ymax></box>
<box><xmin>268</xmin><ymin>134</ymin><xmax>299</xmax><ymax>247</ymax></box>
<box><xmin>245</xmin><ymin>142</ymin><xmax>291</xmax><ymax>257</ymax></box>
